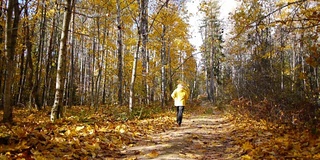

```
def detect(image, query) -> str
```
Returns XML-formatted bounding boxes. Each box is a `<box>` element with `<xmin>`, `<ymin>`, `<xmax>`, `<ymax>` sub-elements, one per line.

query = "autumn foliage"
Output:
<box><xmin>0</xmin><ymin>0</ymin><xmax>320</xmax><ymax>158</ymax></box>
<box><xmin>228</xmin><ymin>97</ymin><xmax>320</xmax><ymax>159</ymax></box>
<box><xmin>0</xmin><ymin>106</ymin><xmax>176</xmax><ymax>159</ymax></box>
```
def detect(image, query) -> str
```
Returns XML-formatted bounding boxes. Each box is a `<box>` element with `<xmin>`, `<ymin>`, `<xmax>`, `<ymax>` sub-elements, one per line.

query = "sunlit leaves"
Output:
<box><xmin>306</xmin><ymin>43</ymin><xmax>320</xmax><ymax>67</ymax></box>
<box><xmin>226</xmin><ymin>106</ymin><xmax>320</xmax><ymax>159</ymax></box>
<box><xmin>0</xmin><ymin>107</ymin><xmax>176</xmax><ymax>159</ymax></box>
<box><xmin>147</xmin><ymin>1</ymin><xmax>197</xmax><ymax>87</ymax></box>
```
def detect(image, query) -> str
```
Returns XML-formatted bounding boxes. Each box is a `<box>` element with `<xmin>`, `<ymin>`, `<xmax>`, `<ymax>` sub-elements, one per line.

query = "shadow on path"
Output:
<box><xmin>121</xmin><ymin>113</ymin><xmax>241</xmax><ymax>160</ymax></box>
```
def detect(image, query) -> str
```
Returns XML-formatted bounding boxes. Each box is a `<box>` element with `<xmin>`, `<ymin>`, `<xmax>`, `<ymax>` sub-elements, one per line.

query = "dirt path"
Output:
<box><xmin>121</xmin><ymin>112</ymin><xmax>242</xmax><ymax>160</ymax></box>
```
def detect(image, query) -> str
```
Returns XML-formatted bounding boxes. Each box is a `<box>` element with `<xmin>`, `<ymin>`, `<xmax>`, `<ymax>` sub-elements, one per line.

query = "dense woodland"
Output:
<box><xmin>228</xmin><ymin>0</ymin><xmax>320</xmax><ymax>125</ymax></box>
<box><xmin>0</xmin><ymin>0</ymin><xmax>320</xmax><ymax>158</ymax></box>
<box><xmin>1</xmin><ymin>0</ymin><xmax>317</xmax><ymax>122</ymax></box>
<box><xmin>0</xmin><ymin>0</ymin><xmax>199</xmax><ymax>122</ymax></box>
<box><xmin>0</xmin><ymin>0</ymin><xmax>319</xmax><ymax>124</ymax></box>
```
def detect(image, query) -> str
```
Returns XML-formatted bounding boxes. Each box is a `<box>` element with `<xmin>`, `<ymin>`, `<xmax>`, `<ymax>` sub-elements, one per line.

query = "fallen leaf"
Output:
<box><xmin>241</xmin><ymin>154</ymin><xmax>253</xmax><ymax>160</ymax></box>
<box><xmin>242</xmin><ymin>141</ymin><xmax>253</xmax><ymax>151</ymax></box>
<box><xmin>146</xmin><ymin>150</ymin><xmax>159</xmax><ymax>158</ymax></box>
<box><xmin>76</xmin><ymin>126</ymin><xmax>85</xmax><ymax>131</ymax></box>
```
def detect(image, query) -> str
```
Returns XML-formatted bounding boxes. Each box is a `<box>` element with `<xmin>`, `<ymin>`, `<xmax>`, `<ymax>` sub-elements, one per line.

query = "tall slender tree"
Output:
<box><xmin>160</xmin><ymin>0</ymin><xmax>169</xmax><ymax>108</ymax></box>
<box><xmin>129</xmin><ymin>0</ymin><xmax>149</xmax><ymax>112</ymax></box>
<box><xmin>140</xmin><ymin>0</ymin><xmax>149</xmax><ymax>105</ymax></box>
<box><xmin>51</xmin><ymin>0</ymin><xmax>74</xmax><ymax>122</ymax></box>
<box><xmin>2</xmin><ymin>0</ymin><xmax>20</xmax><ymax>123</ymax></box>
<box><xmin>199</xmin><ymin>0</ymin><xmax>224</xmax><ymax>102</ymax></box>
<box><xmin>117</xmin><ymin>0</ymin><xmax>124</xmax><ymax>105</ymax></box>
<box><xmin>42</xmin><ymin>2</ymin><xmax>57</xmax><ymax>107</ymax></box>
<box><xmin>0</xmin><ymin>0</ymin><xmax>3</xmax><ymax>108</ymax></box>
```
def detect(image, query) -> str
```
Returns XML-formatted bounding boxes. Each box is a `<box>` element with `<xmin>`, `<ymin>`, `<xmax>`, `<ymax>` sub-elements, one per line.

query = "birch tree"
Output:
<box><xmin>51</xmin><ymin>0</ymin><xmax>74</xmax><ymax>122</ymax></box>
<box><xmin>129</xmin><ymin>0</ymin><xmax>148</xmax><ymax>112</ymax></box>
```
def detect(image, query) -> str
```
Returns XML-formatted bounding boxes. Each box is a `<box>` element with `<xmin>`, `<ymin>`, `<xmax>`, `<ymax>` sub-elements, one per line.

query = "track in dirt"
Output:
<box><xmin>121</xmin><ymin>113</ymin><xmax>241</xmax><ymax>160</ymax></box>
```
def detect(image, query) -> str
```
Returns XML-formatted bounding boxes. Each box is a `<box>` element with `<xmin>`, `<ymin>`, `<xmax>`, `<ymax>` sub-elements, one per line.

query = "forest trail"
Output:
<box><xmin>121</xmin><ymin>108</ymin><xmax>240</xmax><ymax>160</ymax></box>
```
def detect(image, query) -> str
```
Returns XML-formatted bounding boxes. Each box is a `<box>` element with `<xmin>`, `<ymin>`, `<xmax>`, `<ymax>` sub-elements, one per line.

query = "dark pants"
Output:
<box><xmin>176</xmin><ymin>106</ymin><xmax>184</xmax><ymax>126</ymax></box>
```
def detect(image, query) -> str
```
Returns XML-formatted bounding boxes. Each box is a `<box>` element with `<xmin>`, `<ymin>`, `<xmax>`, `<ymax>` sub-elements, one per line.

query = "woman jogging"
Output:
<box><xmin>171</xmin><ymin>84</ymin><xmax>189</xmax><ymax>126</ymax></box>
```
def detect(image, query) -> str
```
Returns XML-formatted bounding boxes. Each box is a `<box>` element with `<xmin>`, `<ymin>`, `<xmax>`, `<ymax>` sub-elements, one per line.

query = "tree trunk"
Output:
<box><xmin>51</xmin><ymin>0</ymin><xmax>74</xmax><ymax>122</ymax></box>
<box><xmin>160</xmin><ymin>28</ymin><xmax>167</xmax><ymax>108</ymax></box>
<box><xmin>42</xmin><ymin>7</ymin><xmax>57</xmax><ymax>107</ymax></box>
<box><xmin>3</xmin><ymin>0</ymin><xmax>20</xmax><ymax>123</ymax></box>
<box><xmin>20</xmin><ymin>0</ymin><xmax>35</xmax><ymax>107</ymax></box>
<box><xmin>129</xmin><ymin>35</ymin><xmax>140</xmax><ymax>112</ymax></box>
<box><xmin>33</xmin><ymin>0</ymin><xmax>47</xmax><ymax>110</ymax></box>
<box><xmin>90</xmin><ymin>38</ymin><xmax>96</xmax><ymax>109</ymax></box>
<box><xmin>117</xmin><ymin>0</ymin><xmax>123</xmax><ymax>105</ymax></box>
<box><xmin>0</xmin><ymin>0</ymin><xmax>4</xmax><ymax>109</ymax></box>
<box><xmin>17</xmin><ymin>37</ymin><xmax>25</xmax><ymax>104</ymax></box>
<box><xmin>102</xmin><ymin>18</ymin><xmax>109</xmax><ymax>105</ymax></box>
<box><xmin>80</xmin><ymin>36</ymin><xmax>85</xmax><ymax>105</ymax></box>
<box><xmin>140</xmin><ymin>0</ymin><xmax>149</xmax><ymax>105</ymax></box>
<box><xmin>160</xmin><ymin>0</ymin><xmax>169</xmax><ymax>108</ymax></box>
<box><xmin>92</xmin><ymin>15</ymin><xmax>102</xmax><ymax>111</ymax></box>
<box><xmin>68</xmin><ymin>4</ymin><xmax>76</xmax><ymax>108</ymax></box>
<box><xmin>129</xmin><ymin>0</ymin><xmax>148</xmax><ymax>112</ymax></box>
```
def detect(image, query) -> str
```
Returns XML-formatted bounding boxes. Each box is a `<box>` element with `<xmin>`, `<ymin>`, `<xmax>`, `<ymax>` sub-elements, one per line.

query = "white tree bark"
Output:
<box><xmin>51</xmin><ymin>0</ymin><xmax>74</xmax><ymax>122</ymax></box>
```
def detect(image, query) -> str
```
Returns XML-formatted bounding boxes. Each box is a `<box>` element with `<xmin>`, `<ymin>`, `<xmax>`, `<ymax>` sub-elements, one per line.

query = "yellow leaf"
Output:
<box><xmin>242</xmin><ymin>141</ymin><xmax>253</xmax><ymax>151</ymax></box>
<box><xmin>31</xmin><ymin>149</ymin><xmax>47</xmax><ymax>160</ymax></box>
<box><xmin>119</xmin><ymin>128</ymin><xmax>125</xmax><ymax>134</ymax></box>
<box><xmin>98</xmin><ymin>127</ymin><xmax>109</xmax><ymax>132</ymax></box>
<box><xmin>185</xmin><ymin>153</ymin><xmax>197</xmax><ymax>158</ymax></box>
<box><xmin>15</xmin><ymin>140</ymin><xmax>29</xmax><ymax>150</ymax></box>
<box><xmin>65</xmin><ymin>129</ymin><xmax>71</xmax><ymax>136</ymax></box>
<box><xmin>313</xmin><ymin>153</ymin><xmax>320</xmax><ymax>159</ymax></box>
<box><xmin>115</xmin><ymin>124</ymin><xmax>127</xmax><ymax>133</ymax></box>
<box><xmin>76</xmin><ymin>126</ymin><xmax>85</xmax><ymax>131</ymax></box>
<box><xmin>0</xmin><ymin>155</ymin><xmax>7</xmax><ymax>160</ymax></box>
<box><xmin>86</xmin><ymin>142</ymin><xmax>101</xmax><ymax>150</ymax></box>
<box><xmin>54</xmin><ymin>137</ymin><xmax>65</xmax><ymax>143</ymax></box>
<box><xmin>27</xmin><ymin>114</ymin><xmax>35</xmax><ymax>120</ymax></box>
<box><xmin>241</xmin><ymin>155</ymin><xmax>252</xmax><ymax>160</ymax></box>
<box><xmin>133</xmin><ymin>131</ymin><xmax>141</xmax><ymax>137</ymax></box>
<box><xmin>209</xmin><ymin>141</ymin><xmax>220</xmax><ymax>147</ymax></box>
<box><xmin>81</xmin><ymin>148</ymin><xmax>89</xmax><ymax>155</ymax></box>
<box><xmin>146</xmin><ymin>150</ymin><xmax>159</xmax><ymax>158</ymax></box>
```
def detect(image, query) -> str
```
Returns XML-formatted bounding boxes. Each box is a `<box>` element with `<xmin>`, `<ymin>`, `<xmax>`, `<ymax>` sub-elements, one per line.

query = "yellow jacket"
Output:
<box><xmin>171</xmin><ymin>87</ymin><xmax>189</xmax><ymax>106</ymax></box>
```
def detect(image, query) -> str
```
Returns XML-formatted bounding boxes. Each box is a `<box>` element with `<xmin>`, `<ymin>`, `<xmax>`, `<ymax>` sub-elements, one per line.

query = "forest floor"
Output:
<box><xmin>1</xmin><ymin>101</ymin><xmax>320</xmax><ymax>159</ymax></box>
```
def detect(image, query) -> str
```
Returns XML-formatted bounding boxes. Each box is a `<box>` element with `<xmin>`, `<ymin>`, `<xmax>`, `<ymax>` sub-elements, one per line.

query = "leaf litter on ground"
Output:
<box><xmin>0</xmin><ymin>102</ymin><xmax>320</xmax><ymax>159</ymax></box>
<box><xmin>0</xmin><ymin>106</ymin><xmax>176</xmax><ymax>159</ymax></box>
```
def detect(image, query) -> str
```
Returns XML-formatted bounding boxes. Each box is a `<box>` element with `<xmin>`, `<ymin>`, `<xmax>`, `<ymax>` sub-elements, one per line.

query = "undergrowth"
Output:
<box><xmin>228</xmin><ymin>97</ymin><xmax>320</xmax><ymax>135</ymax></box>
